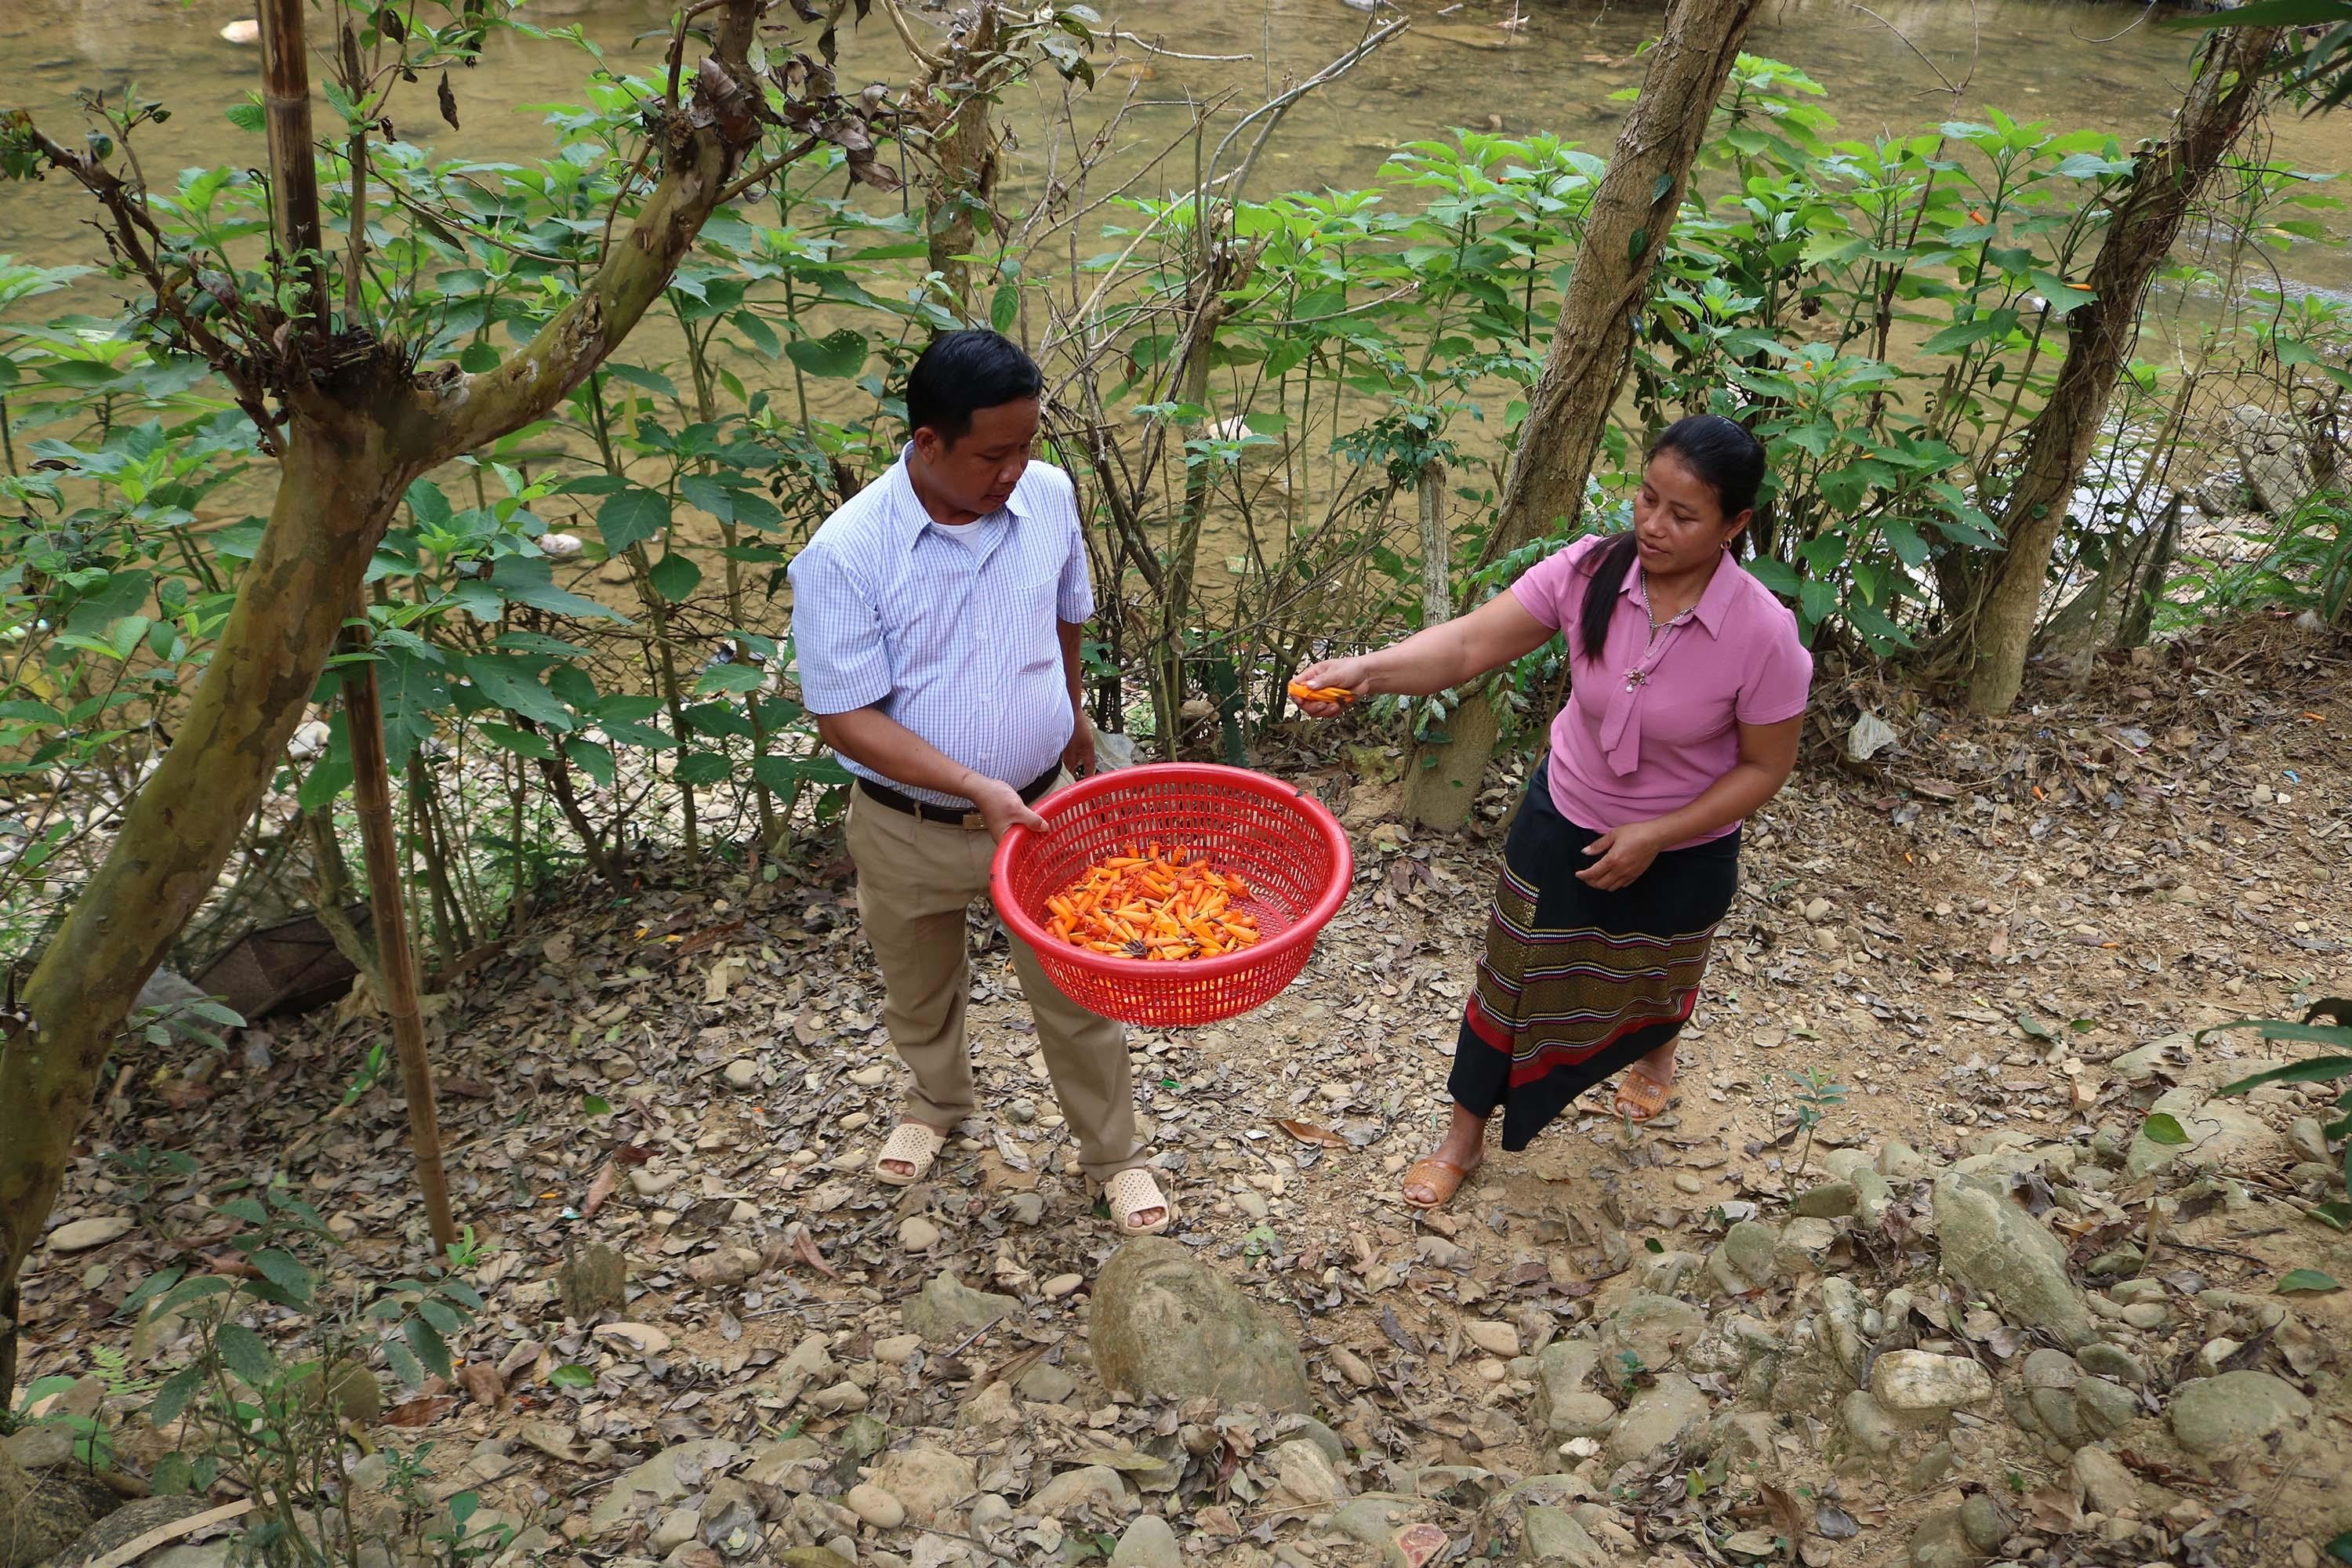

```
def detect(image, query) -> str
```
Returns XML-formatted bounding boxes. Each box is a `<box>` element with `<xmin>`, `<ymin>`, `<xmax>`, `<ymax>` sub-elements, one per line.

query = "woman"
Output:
<box><xmin>1294</xmin><ymin>415</ymin><xmax>1809</xmax><ymax>1210</ymax></box>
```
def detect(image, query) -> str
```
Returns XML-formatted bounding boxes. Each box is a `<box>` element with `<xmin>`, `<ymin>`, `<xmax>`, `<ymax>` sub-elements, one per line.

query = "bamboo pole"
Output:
<box><xmin>340</xmin><ymin>621</ymin><xmax>458</xmax><ymax>1254</ymax></box>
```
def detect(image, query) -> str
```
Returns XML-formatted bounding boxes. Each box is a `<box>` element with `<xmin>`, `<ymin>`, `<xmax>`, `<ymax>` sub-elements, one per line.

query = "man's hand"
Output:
<box><xmin>961</xmin><ymin>770</ymin><xmax>1048</xmax><ymax>843</ymax></box>
<box><xmin>1062</xmin><ymin>710</ymin><xmax>1097</xmax><ymax>779</ymax></box>
<box><xmin>1575</xmin><ymin>819</ymin><xmax>1671</xmax><ymax>890</ymax></box>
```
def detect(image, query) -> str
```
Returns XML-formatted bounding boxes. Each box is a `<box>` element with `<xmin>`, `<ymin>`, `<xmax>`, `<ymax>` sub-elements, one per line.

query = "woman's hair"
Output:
<box><xmin>1575</xmin><ymin>415</ymin><xmax>1767</xmax><ymax>662</ymax></box>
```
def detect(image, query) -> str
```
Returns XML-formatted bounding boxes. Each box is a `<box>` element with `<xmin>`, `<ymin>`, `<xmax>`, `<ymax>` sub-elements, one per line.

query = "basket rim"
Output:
<box><xmin>988</xmin><ymin>763</ymin><xmax>1353</xmax><ymax>985</ymax></box>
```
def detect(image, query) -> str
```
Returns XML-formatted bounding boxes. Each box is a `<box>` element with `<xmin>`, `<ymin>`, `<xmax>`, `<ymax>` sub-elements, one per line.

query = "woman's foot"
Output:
<box><xmin>1401</xmin><ymin>1104</ymin><xmax>1489</xmax><ymax>1209</ymax></box>
<box><xmin>1613</xmin><ymin>1046</ymin><xmax>1679</xmax><ymax>1123</ymax></box>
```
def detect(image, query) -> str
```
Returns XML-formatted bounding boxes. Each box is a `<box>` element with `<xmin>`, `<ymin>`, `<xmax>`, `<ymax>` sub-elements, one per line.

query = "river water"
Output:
<box><xmin>5</xmin><ymin>0</ymin><xmax>2349</xmax><ymax>299</ymax></box>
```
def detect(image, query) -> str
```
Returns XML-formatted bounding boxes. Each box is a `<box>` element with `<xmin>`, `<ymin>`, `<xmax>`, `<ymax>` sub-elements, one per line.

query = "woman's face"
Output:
<box><xmin>1632</xmin><ymin>452</ymin><xmax>1751</xmax><ymax>578</ymax></box>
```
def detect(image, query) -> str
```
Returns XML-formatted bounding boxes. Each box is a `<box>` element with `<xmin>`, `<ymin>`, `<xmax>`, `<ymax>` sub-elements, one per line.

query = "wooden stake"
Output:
<box><xmin>340</xmin><ymin>619</ymin><xmax>458</xmax><ymax>1254</ymax></box>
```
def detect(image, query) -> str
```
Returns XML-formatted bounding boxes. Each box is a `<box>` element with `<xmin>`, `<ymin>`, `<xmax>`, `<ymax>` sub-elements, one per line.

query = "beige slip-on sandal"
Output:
<box><xmin>873</xmin><ymin>1121</ymin><xmax>949</xmax><ymax>1187</ymax></box>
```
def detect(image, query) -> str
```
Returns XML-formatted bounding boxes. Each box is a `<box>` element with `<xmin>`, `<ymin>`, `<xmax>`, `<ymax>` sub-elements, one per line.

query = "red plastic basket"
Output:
<box><xmin>989</xmin><ymin>764</ymin><xmax>1354</xmax><ymax>1029</ymax></box>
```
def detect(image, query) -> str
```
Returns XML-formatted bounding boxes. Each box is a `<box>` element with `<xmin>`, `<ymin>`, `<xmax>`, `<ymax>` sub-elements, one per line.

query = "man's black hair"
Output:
<box><xmin>905</xmin><ymin>329</ymin><xmax>1044</xmax><ymax>446</ymax></box>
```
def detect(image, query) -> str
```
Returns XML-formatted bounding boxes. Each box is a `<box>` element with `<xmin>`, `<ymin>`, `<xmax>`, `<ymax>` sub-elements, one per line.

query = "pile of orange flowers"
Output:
<box><xmin>1044</xmin><ymin>844</ymin><xmax>1261</xmax><ymax>960</ymax></box>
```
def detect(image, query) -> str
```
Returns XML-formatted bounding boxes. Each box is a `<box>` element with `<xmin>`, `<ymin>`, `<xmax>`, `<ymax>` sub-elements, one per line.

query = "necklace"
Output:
<box><xmin>1626</xmin><ymin>569</ymin><xmax>1696</xmax><ymax>691</ymax></box>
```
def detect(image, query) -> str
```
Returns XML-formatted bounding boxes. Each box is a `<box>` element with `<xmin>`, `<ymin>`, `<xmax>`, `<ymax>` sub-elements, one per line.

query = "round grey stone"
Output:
<box><xmin>2166</xmin><ymin>1371</ymin><xmax>2311</xmax><ymax>1456</ymax></box>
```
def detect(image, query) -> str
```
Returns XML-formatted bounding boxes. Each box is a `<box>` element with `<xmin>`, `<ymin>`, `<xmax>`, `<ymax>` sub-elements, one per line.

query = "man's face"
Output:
<box><xmin>912</xmin><ymin>397</ymin><xmax>1041</xmax><ymax>520</ymax></box>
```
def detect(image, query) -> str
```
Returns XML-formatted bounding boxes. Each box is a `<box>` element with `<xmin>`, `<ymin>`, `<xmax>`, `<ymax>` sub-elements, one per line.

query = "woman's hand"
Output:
<box><xmin>1290</xmin><ymin>656</ymin><xmax>1374</xmax><ymax>717</ymax></box>
<box><xmin>1575</xmin><ymin>819</ymin><xmax>1672</xmax><ymax>890</ymax></box>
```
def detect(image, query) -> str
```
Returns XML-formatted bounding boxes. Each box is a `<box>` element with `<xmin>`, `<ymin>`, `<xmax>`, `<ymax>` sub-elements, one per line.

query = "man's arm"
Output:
<box><xmin>815</xmin><ymin>707</ymin><xmax>1047</xmax><ymax>840</ymax></box>
<box><xmin>1058</xmin><ymin>619</ymin><xmax>1094</xmax><ymax>779</ymax></box>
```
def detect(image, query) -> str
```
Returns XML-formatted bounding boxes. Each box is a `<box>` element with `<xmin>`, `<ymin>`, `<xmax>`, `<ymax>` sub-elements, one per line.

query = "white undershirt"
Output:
<box><xmin>931</xmin><ymin>518</ymin><xmax>985</xmax><ymax>554</ymax></box>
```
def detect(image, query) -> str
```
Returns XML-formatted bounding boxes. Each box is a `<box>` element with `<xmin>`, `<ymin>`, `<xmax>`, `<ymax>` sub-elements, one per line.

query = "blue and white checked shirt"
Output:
<box><xmin>786</xmin><ymin>451</ymin><xmax>1095</xmax><ymax>807</ymax></box>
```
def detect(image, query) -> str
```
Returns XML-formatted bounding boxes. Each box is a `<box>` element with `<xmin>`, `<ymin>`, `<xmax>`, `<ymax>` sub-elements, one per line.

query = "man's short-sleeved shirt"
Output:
<box><xmin>786</xmin><ymin>452</ymin><xmax>1094</xmax><ymax>806</ymax></box>
<box><xmin>1510</xmin><ymin>534</ymin><xmax>1812</xmax><ymax>846</ymax></box>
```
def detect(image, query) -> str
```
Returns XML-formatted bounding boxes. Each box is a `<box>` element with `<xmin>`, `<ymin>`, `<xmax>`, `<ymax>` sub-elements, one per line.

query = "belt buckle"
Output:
<box><xmin>960</xmin><ymin>811</ymin><xmax>986</xmax><ymax>832</ymax></box>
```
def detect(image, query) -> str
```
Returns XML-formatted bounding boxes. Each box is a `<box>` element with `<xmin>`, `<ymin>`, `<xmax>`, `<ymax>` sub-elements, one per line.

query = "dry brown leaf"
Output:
<box><xmin>583</xmin><ymin>1159</ymin><xmax>619</xmax><ymax>1219</ymax></box>
<box><xmin>457</xmin><ymin>1363</ymin><xmax>503</xmax><ymax>1406</ymax></box>
<box><xmin>1276</xmin><ymin>1119</ymin><xmax>1348</xmax><ymax>1148</ymax></box>
<box><xmin>1759</xmin><ymin>1481</ymin><xmax>1808</xmax><ymax>1559</ymax></box>
<box><xmin>382</xmin><ymin>1394</ymin><xmax>456</xmax><ymax>1428</ymax></box>
<box><xmin>789</xmin><ymin>1223</ymin><xmax>840</xmax><ymax>1279</ymax></box>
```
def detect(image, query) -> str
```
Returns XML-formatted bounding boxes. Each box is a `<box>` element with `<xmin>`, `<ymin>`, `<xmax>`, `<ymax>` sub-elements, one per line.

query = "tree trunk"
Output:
<box><xmin>1962</xmin><ymin>25</ymin><xmax>2281</xmax><ymax>715</ymax></box>
<box><xmin>1401</xmin><ymin>0</ymin><xmax>1764</xmax><ymax>829</ymax></box>
<box><xmin>919</xmin><ymin>3</ymin><xmax>1002</xmax><ymax>317</ymax></box>
<box><xmin>1</xmin><ymin>411</ymin><xmax>413</xmax><ymax>1389</ymax></box>
<box><xmin>0</xmin><ymin>0</ymin><xmax>783</xmax><ymax>1392</ymax></box>
<box><xmin>1418</xmin><ymin>458</ymin><xmax>1450</xmax><ymax>630</ymax></box>
<box><xmin>342</xmin><ymin>622</ymin><xmax>458</xmax><ymax>1256</ymax></box>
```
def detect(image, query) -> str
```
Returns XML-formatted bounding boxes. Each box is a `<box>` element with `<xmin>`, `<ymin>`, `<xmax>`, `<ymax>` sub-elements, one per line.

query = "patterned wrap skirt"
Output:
<box><xmin>1449</xmin><ymin>772</ymin><xmax>1740</xmax><ymax>1152</ymax></box>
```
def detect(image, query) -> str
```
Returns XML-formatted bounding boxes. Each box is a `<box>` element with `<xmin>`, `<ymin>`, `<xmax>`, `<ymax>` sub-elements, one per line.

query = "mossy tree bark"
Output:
<box><xmin>1399</xmin><ymin>0</ymin><xmax>1766</xmax><ymax>829</ymax></box>
<box><xmin>1960</xmin><ymin>24</ymin><xmax>2281</xmax><ymax>714</ymax></box>
<box><xmin>0</xmin><ymin>0</ymin><xmax>810</xmax><ymax>1392</ymax></box>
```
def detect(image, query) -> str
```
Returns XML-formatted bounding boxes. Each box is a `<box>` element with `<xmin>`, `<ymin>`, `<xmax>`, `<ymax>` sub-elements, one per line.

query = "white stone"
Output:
<box><xmin>847</xmin><ymin>1482</ymin><xmax>906</xmax><ymax>1528</ymax></box>
<box><xmin>900</xmin><ymin>1216</ymin><xmax>942</xmax><ymax>1253</ymax></box>
<box><xmin>47</xmin><ymin>1217</ymin><xmax>133</xmax><ymax>1253</ymax></box>
<box><xmin>1870</xmin><ymin>1350</ymin><xmax>1993</xmax><ymax>1413</ymax></box>
<box><xmin>1465</xmin><ymin>1320</ymin><xmax>1520</xmax><ymax>1358</ymax></box>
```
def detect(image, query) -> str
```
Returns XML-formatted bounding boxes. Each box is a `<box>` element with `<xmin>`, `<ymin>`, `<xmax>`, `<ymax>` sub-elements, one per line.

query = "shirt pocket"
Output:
<box><xmin>877</xmin><ymin>569</ymin><xmax>967</xmax><ymax>681</ymax></box>
<box><xmin>1004</xmin><ymin>564</ymin><xmax>1061</xmax><ymax>674</ymax></box>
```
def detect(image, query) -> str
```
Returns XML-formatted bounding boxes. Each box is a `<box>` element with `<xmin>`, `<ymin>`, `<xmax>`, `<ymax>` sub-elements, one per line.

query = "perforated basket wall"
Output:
<box><xmin>989</xmin><ymin>764</ymin><xmax>1353</xmax><ymax>1028</ymax></box>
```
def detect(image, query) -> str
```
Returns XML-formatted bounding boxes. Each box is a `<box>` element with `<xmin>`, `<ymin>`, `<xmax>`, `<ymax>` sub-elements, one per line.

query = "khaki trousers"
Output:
<box><xmin>844</xmin><ymin>781</ymin><xmax>1143</xmax><ymax>1183</ymax></box>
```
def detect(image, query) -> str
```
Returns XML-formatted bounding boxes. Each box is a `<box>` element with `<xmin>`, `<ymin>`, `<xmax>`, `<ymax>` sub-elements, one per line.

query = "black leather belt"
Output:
<box><xmin>858</xmin><ymin>763</ymin><xmax>1062</xmax><ymax>829</ymax></box>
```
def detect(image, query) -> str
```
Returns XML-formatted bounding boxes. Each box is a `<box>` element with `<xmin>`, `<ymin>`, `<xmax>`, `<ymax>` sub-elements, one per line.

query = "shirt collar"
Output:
<box><xmin>889</xmin><ymin>444</ymin><xmax>1029</xmax><ymax>550</ymax></box>
<box><xmin>1621</xmin><ymin>547</ymin><xmax>1740</xmax><ymax>638</ymax></box>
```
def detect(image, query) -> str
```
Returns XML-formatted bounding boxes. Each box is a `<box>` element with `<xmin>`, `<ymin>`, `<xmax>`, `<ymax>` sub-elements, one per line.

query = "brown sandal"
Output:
<box><xmin>1613</xmin><ymin>1068</ymin><xmax>1677</xmax><ymax>1123</ymax></box>
<box><xmin>1401</xmin><ymin>1156</ymin><xmax>1477</xmax><ymax>1210</ymax></box>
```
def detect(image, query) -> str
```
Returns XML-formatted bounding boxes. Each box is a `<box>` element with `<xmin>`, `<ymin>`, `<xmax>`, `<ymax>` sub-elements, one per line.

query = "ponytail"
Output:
<box><xmin>1576</xmin><ymin>532</ymin><xmax>1639</xmax><ymax>665</ymax></box>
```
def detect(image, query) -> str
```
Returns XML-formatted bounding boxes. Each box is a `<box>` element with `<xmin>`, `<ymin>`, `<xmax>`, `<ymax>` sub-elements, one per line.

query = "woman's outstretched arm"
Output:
<box><xmin>1292</xmin><ymin>591</ymin><xmax>1557</xmax><ymax>713</ymax></box>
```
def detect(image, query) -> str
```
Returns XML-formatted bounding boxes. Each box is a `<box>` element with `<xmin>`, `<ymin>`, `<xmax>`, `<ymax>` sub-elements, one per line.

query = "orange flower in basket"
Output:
<box><xmin>1042</xmin><ymin>842</ymin><xmax>1262</xmax><ymax>961</ymax></box>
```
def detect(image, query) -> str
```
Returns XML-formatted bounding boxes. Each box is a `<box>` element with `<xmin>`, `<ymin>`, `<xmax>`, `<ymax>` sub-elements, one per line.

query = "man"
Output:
<box><xmin>786</xmin><ymin>330</ymin><xmax>1172</xmax><ymax>1236</ymax></box>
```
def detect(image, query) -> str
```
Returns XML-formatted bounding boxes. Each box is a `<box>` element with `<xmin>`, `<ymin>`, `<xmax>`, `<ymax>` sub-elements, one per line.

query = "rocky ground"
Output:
<box><xmin>9</xmin><ymin>615</ymin><xmax>2352</xmax><ymax>1568</ymax></box>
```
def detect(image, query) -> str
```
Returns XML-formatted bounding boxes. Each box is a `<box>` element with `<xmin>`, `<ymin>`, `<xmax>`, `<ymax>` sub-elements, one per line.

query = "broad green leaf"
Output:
<box><xmin>989</xmin><ymin>283</ymin><xmax>1019</xmax><ymax>333</ymax></box>
<box><xmin>2329</xmin><ymin>1530</ymin><xmax>2352</xmax><ymax>1567</ymax></box>
<box><xmin>2277</xmin><ymin>1269</ymin><xmax>2339</xmax><ymax>1294</ymax></box>
<box><xmin>648</xmin><ymin>552</ymin><xmax>702</xmax><ymax>603</ymax></box>
<box><xmin>151</xmin><ymin>1367</ymin><xmax>204</xmax><ymax>1428</ymax></box>
<box><xmin>695</xmin><ymin>662</ymin><xmax>766</xmax><ymax>696</ymax></box>
<box><xmin>462</xmin><ymin>656</ymin><xmax>575</xmax><ymax>731</ymax></box>
<box><xmin>216</xmin><ymin>1322</ymin><xmax>276</xmax><ymax>1389</ymax></box>
<box><xmin>404</xmin><ymin>1316</ymin><xmax>453</xmax><ymax>1381</ymax></box>
<box><xmin>597</xmin><ymin>486</ymin><xmax>670</xmax><ymax>555</ymax></box>
<box><xmin>2140</xmin><ymin>1112</ymin><xmax>2190</xmax><ymax>1146</ymax></box>
<box><xmin>479</xmin><ymin>723</ymin><xmax>557</xmax><ymax>760</ymax></box>
<box><xmin>785</xmin><ymin>328</ymin><xmax>868</xmax><ymax>379</ymax></box>
<box><xmin>490</xmin><ymin>557</ymin><xmax>631</xmax><ymax>625</ymax></box>
<box><xmin>249</xmin><ymin>1249</ymin><xmax>314</xmax><ymax>1302</ymax></box>
<box><xmin>675</xmin><ymin>750</ymin><xmax>730</xmax><ymax>786</ymax></box>
<box><xmin>549</xmin><ymin>1363</ymin><xmax>595</xmax><ymax>1389</ymax></box>
<box><xmin>565</xmin><ymin>739</ymin><xmax>615</xmax><ymax>787</ymax></box>
<box><xmin>752</xmin><ymin>752</ymin><xmax>852</xmax><ymax>790</ymax></box>
<box><xmin>2216</xmin><ymin>1056</ymin><xmax>2352</xmax><ymax>1097</ymax></box>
